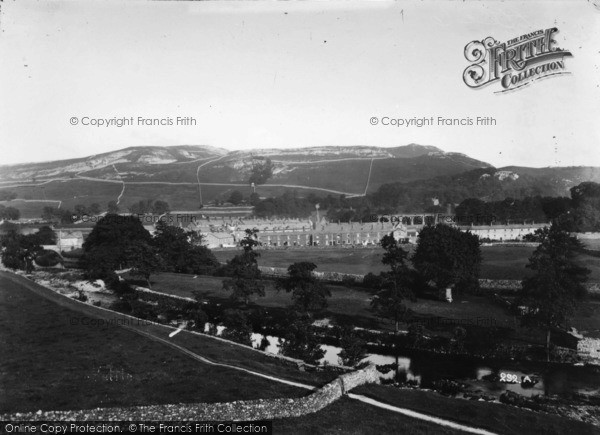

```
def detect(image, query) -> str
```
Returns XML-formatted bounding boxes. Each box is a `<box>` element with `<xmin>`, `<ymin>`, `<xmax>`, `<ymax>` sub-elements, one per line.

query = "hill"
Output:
<box><xmin>0</xmin><ymin>144</ymin><xmax>599</xmax><ymax>216</ymax></box>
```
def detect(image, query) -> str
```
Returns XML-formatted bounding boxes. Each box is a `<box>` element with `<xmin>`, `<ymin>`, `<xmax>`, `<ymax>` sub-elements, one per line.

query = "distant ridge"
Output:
<box><xmin>0</xmin><ymin>144</ymin><xmax>598</xmax><ymax>216</ymax></box>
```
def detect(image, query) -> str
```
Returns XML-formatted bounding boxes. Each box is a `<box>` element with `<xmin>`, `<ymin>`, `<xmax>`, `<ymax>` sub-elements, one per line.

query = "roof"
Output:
<box><xmin>458</xmin><ymin>223</ymin><xmax>549</xmax><ymax>231</ymax></box>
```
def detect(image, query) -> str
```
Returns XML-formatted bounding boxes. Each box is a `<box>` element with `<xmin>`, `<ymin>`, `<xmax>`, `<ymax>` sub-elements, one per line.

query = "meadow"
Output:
<box><xmin>0</xmin><ymin>273</ymin><xmax>308</xmax><ymax>413</ymax></box>
<box><xmin>214</xmin><ymin>245</ymin><xmax>600</xmax><ymax>281</ymax></box>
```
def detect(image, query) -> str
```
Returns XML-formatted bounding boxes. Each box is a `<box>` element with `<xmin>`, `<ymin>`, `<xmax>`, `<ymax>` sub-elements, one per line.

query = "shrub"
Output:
<box><xmin>35</xmin><ymin>250</ymin><xmax>63</xmax><ymax>267</ymax></box>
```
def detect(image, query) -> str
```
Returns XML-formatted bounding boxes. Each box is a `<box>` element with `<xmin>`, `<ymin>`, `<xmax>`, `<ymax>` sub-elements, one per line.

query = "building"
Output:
<box><xmin>56</xmin><ymin>229</ymin><xmax>84</xmax><ymax>251</ymax></box>
<box><xmin>457</xmin><ymin>223</ymin><xmax>548</xmax><ymax>241</ymax></box>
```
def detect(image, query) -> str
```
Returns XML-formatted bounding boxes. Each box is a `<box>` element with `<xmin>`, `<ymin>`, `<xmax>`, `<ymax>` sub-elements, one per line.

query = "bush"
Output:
<box><xmin>35</xmin><ymin>250</ymin><xmax>62</xmax><ymax>267</ymax></box>
<box><xmin>362</xmin><ymin>272</ymin><xmax>383</xmax><ymax>289</ymax></box>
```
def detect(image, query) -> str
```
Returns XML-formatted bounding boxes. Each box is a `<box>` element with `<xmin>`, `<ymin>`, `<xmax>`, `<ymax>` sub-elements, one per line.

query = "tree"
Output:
<box><xmin>0</xmin><ymin>231</ymin><xmax>42</xmax><ymax>271</ymax></box>
<box><xmin>249</xmin><ymin>192</ymin><xmax>260</xmax><ymax>206</ymax></box>
<box><xmin>126</xmin><ymin>242</ymin><xmax>163</xmax><ymax>288</ymax></box>
<box><xmin>371</xmin><ymin>235</ymin><xmax>413</xmax><ymax>334</ymax></box>
<box><xmin>220</xmin><ymin>309</ymin><xmax>253</xmax><ymax>346</ymax></box>
<box><xmin>337</xmin><ymin>327</ymin><xmax>367</xmax><ymax>367</ymax></box>
<box><xmin>152</xmin><ymin>200</ymin><xmax>170</xmax><ymax>214</ymax></box>
<box><xmin>80</xmin><ymin>214</ymin><xmax>152</xmax><ymax>280</ymax></box>
<box><xmin>412</xmin><ymin>224</ymin><xmax>481</xmax><ymax>296</ymax></box>
<box><xmin>152</xmin><ymin>220</ymin><xmax>218</xmax><ymax>274</ymax></box>
<box><xmin>35</xmin><ymin>226</ymin><xmax>56</xmax><ymax>244</ymax></box>
<box><xmin>228</xmin><ymin>190</ymin><xmax>244</xmax><ymax>206</ymax></box>
<box><xmin>279</xmin><ymin>319</ymin><xmax>325</xmax><ymax>365</ymax></box>
<box><xmin>249</xmin><ymin>158</ymin><xmax>274</xmax><ymax>185</ymax></box>
<box><xmin>0</xmin><ymin>191</ymin><xmax>17</xmax><ymax>201</ymax></box>
<box><xmin>107</xmin><ymin>201</ymin><xmax>119</xmax><ymax>213</ymax></box>
<box><xmin>570</xmin><ymin>182</ymin><xmax>600</xmax><ymax>232</ymax></box>
<box><xmin>516</xmin><ymin>224</ymin><xmax>590</xmax><ymax>361</ymax></box>
<box><xmin>276</xmin><ymin>262</ymin><xmax>331</xmax><ymax>314</ymax></box>
<box><xmin>0</xmin><ymin>205</ymin><xmax>20</xmax><ymax>220</ymax></box>
<box><xmin>222</xmin><ymin>229</ymin><xmax>265</xmax><ymax>305</ymax></box>
<box><xmin>89</xmin><ymin>203</ymin><xmax>102</xmax><ymax>215</ymax></box>
<box><xmin>74</xmin><ymin>204</ymin><xmax>88</xmax><ymax>217</ymax></box>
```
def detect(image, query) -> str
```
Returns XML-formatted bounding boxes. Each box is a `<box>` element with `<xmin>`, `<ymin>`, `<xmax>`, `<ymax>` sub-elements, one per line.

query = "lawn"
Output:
<box><xmin>138</xmin><ymin>272</ymin><xmax>382</xmax><ymax>329</ymax></box>
<box><xmin>352</xmin><ymin>385</ymin><xmax>600</xmax><ymax>435</ymax></box>
<box><xmin>144</xmin><ymin>272</ymin><xmax>519</xmax><ymax>333</ymax></box>
<box><xmin>274</xmin><ymin>396</ymin><xmax>463</xmax><ymax>434</ymax></box>
<box><xmin>214</xmin><ymin>245</ymin><xmax>600</xmax><ymax>281</ymax></box>
<box><xmin>145</xmin><ymin>270</ymin><xmax>600</xmax><ymax>341</ymax></box>
<box><xmin>0</xmin><ymin>273</ymin><xmax>310</xmax><ymax>414</ymax></box>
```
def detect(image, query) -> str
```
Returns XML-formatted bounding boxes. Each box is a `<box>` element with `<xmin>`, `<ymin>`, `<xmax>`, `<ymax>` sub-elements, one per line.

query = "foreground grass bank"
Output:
<box><xmin>0</xmin><ymin>273</ymin><xmax>309</xmax><ymax>413</ymax></box>
<box><xmin>353</xmin><ymin>385</ymin><xmax>600</xmax><ymax>435</ymax></box>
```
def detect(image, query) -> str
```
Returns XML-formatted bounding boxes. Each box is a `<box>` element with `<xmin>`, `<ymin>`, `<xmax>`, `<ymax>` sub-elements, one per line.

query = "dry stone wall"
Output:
<box><xmin>1</xmin><ymin>365</ymin><xmax>381</xmax><ymax>421</ymax></box>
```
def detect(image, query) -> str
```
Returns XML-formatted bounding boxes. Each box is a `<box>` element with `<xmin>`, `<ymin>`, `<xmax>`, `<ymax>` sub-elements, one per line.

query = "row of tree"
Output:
<box><xmin>0</xmin><ymin>205</ymin><xmax>20</xmax><ymax>220</ymax></box>
<box><xmin>80</xmin><ymin>216</ymin><xmax>217</xmax><ymax>285</ymax></box>
<box><xmin>0</xmin><ymin>226</ymin><xmax>56</xmax><ymax>272</ymax></box>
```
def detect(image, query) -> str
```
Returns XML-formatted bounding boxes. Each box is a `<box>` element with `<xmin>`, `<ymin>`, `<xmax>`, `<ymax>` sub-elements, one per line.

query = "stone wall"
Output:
<box><xmin>1</xmin><ymin>364</ymin><xmax>381</xmax><ymax>421</ymax></box>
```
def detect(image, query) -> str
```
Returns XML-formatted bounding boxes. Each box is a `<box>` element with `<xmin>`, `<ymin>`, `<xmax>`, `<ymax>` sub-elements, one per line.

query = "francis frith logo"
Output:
<box><xmin>463</xmin><ymin>27</ymin><xmax>572</xmax><ymax>93</ymax></box>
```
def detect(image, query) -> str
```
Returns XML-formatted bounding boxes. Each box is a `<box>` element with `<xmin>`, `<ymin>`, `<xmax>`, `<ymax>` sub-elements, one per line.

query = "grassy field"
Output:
<box><xmin>0</xmin><ymin>273</ymin><xmax>309</xmax><ymax>413</ymax></box>
<box><xmin>274</xmin><ymin>396</ymin><xmax>463</xmax><ymax>434</ymax></box>
<box><xmin>352</xmin><ymin>385</ymin><xmax>600</xmax><ymax>435</ymax></box>
<box><xmin>144</xmin><ymin>268</ymin><xmax>600</xmax><ymax>338</ymax></box>
<box><xmin>214</xmin><ymin>245</ymin><xmax>600</xmax><ymax>281</ymax></box>
<box><xmin>145</xmin><ymin>273</ymin><xmax>520</xmax><ymax>333</ymax></box>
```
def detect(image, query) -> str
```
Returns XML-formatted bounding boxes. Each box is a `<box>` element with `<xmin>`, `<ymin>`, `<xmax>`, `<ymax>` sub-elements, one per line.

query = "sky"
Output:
<box><xmin>0</xmin><ymin>0</ymin><xmax>599</xmax><ymax>168</ymax></box>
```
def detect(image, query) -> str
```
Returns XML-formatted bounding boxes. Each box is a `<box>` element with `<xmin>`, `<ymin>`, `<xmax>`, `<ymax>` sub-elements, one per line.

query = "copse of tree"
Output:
<box><xmin>276</xmin><ymin>262</ymin><xmax>331</xmax><ymax>314</ymax></box>
<box><xmin>73</xmin><ymin>203</ymin><xmax>102</xmax><ymax>217</ymax></box>
<box><xmin>222</xmin><ymin>229</ymin><xmax>265</xmax><ymax>305</ymax></box>
<box><xmin>0</xmin><ymin>205</ymin><xmax>20</xmax><ymax>220</ymax></box>
<box><xmin>152</xmin><ymin>220</ymin><xmax>218</xmax><ymax>275</ymax></box>
<box><xmin>516</xmin><ymin>224</ymin><xmax>590</xmax><ymax>361</ymax></box>
<box><xmin>412</xmin><ymin>224</ymin><xmax>481</xmax><ymax>295</ymax></box>
<box><xmin>249</xmin><ymin>157</ymin><xmax>274</xmax><ymax>185</ymax></box>
<box><xmin>107</xmin><ymin>201</ymin><xmax>119</xmax><ymax>213</ymax></box>
<box><xmin>227</xmin><ymin>190</ymin><xmax>244</xmax><ymax>206</ymax></box>
<box><xmin>35</xmin><ymin>226</ymin><xmax>56</xmax><ymax>245</ymax></box>
<box><xmin>0</xmin><ymin>230</ymin><xmax>42</xmax><ymax>272</ymax></box>
<box><xmin>41</xmin><ymin>206</ymin><xmax>73</xmax><ymax>224</ymax></box>
<box><xmin>126</xmin><ymin>242</ymin><xmax>164</xmax><ymax>288</ymax></box>
<box><xmin>0</xmin><ymin>191</ymin><xmax>17</xmax><ymax>201</ymax></box>
<box><xmin>455</xmin><ymin>196</ymin><xmax>571</xmax><ymax>225</ymax></box>
<box><xmin>80</xmin><ymin>214</ymin><xmax>152</xmax><ymax>280</ymax></box>
<box><xmin>253</xmin><ymin>190</ymin><xmax>315</xmax><ymax>218</ymax></box>
<box><xmin>220</xmin><ymin>309</ymin><xmax>253</xmax><ymax>346</ymax></box>
<box><xmin>128</xmin><ymin>199</ymin><xmax>171</xmax><ymax>215</ymax></box>
<box><xmin>570</xmin><ymin>181</ymin><xmax>600</xmax><ymax>232</ymax></box>
<box><xmin>337</xmin><ymin>326</ymin><xmax>367</xmax><ymax>367</ymax></box>
<box><xmin>279</xmin><ymin>318</ymin><xmax>325</xmax><ymax>365</ymax></box>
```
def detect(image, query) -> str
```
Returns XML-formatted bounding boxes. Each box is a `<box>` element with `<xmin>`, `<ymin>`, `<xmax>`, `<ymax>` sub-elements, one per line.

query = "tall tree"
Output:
<box><xmin>249</xmin><ymin>157</ymin><xmax>274</xmax><ymax>185</ymax></box>
<box><xmin>371</xmin><ymin>234</ymin><xmax>413</xmax><ymax>334</ymax></box>
<box><xmin>516</xmin><ymin>224</ymin><xmax>590</xmax><ymax>361</ymax></box>
<box><xmin>412</xmin><ymin>224</ymin><xmax>481</xmax><ymax>296</ymax></box>
<box><xmin>227</xmin><ymin>190</ymin><xmax>244</xmax><ymax>206</ymax></box>
<box><xmin>107</xmin><ymin>201</ymin><xmax>119</xmax><ymax>213</ymax></box>
<box><xmin>276</xmin><ymin>262</ymin><xmax>331</xmax><ymax>314</ymax></box>
<box><xmin>152</xmin><ymin>220</ymin><xmax>218</xmax><ymax>274</ymax></box>
<box><xmin>222</xmin><ymin>229</ymin><xmax>265</xmax><ymax>305</ymax></box>
<box><xmin>80</xmin><ymin>214</ymin><xmax>152</xmax><ymax>280</ymax></box>
<box><xmin>126</xmin><ymin>242</ymin><xmax>163</xmax><ymax>288</ymax></box>
<box><xmin>35</xmin><ymin>226</ymin><xmax>56</xmax><ymax>245</ymax></box>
